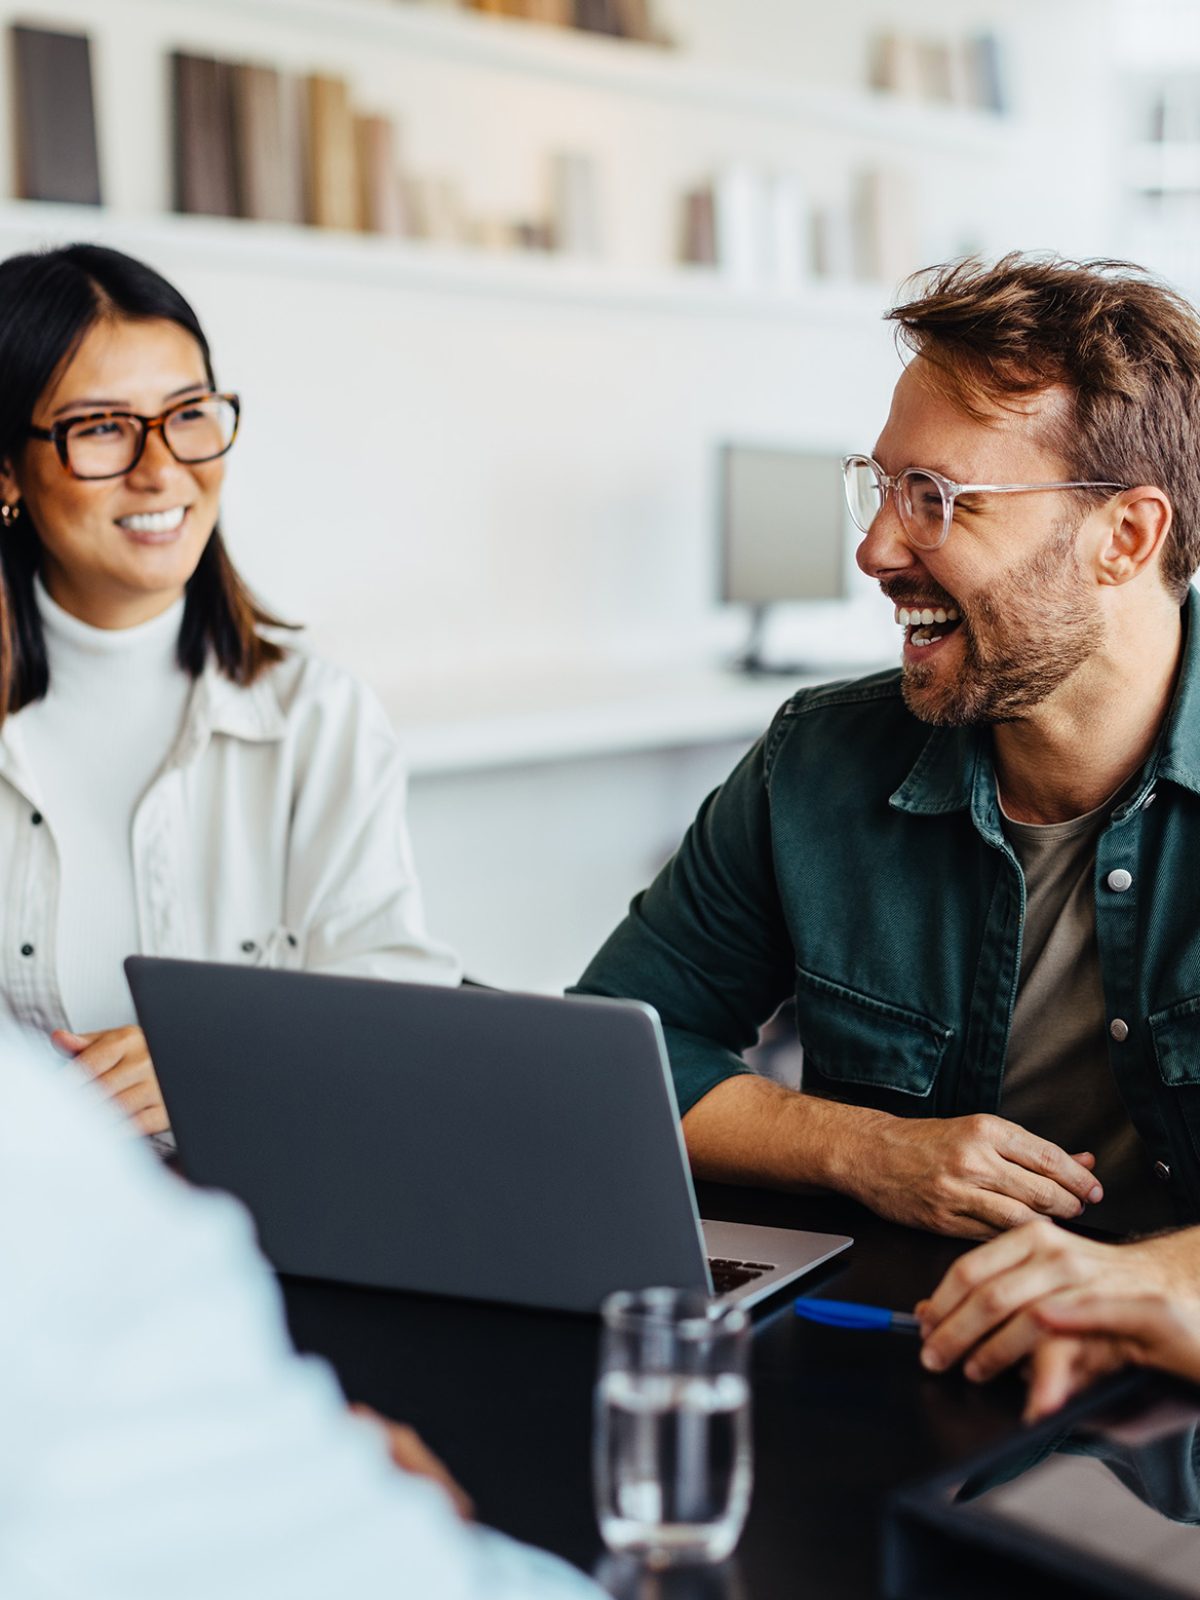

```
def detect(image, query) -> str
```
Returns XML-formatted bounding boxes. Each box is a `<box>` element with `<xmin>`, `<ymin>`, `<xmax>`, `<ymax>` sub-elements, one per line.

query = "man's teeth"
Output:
<box><xmin>118</xmin><ymin>507</ymin><xmax>186</xmax><ymax>534</ymax></box>
<box><xmin>894</xmin><ymin>604</ymin><xmax>960</xmax><ymax>627</ymax></box>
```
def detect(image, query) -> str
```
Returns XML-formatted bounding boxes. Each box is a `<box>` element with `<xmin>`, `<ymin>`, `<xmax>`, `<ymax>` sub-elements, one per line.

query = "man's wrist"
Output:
<box><xmin>791</xmin><ymin>1097</ymin><xmax>891</xmax><ymax>1199</ymax></box>
<box><xmin>1130</xmin><ymin>1225</ymin><xmax>1200</xmax><ymax>1294</ymax></box>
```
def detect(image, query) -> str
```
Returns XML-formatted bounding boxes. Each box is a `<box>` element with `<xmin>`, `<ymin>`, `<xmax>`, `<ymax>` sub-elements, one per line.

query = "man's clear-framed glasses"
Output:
<box><xmin>841</xmin><ymin>453</ymin><xmax>1127</xmax><ymax>552</ymax></box>
<box><xmin>27</xmin><ymin>392</ymin><xmax>241</xmax><ymax>480</ymax></box>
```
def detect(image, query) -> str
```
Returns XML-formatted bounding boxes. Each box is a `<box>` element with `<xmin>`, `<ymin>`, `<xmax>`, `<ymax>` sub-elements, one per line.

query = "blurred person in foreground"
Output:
<box><xmin>574</xmin><ymin>253</ymin><xmax>1200</xmax><ymax>1359</ymax></box>
<box><xmin>0</xmin><ymin>1023</ymin><xmax>598</xmax><ymax>1600</ymax></box>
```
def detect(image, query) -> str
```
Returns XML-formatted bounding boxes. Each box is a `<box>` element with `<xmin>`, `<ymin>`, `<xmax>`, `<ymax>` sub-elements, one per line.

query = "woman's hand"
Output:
<box><xmin>1023</xmin><ymin>1290</ymin><xmax>1200</xmax><ymax>1421</ymax></box>
<box><xmin>51</xmin><ymin>1025</ymin><xmax>168</xmax><ymax>1137</ymax></box>
<box><xmin>349</xmin><ymin>1404</ymin><xmax>474</xmax><ymax>1519</ymax></box>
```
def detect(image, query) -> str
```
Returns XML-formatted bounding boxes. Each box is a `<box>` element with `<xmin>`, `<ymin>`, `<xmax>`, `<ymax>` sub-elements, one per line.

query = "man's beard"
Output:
<box><xmin>899</xmin><ymin>520</ymin><xmax>1103</xmax><ymax>728</ymax></box>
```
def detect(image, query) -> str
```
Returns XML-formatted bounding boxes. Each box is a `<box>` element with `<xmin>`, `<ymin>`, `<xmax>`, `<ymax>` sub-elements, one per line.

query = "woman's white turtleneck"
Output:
<box><xmin>15</xmin><ymin>578</ymin><xmax>192</xmax><ymax>1032</ymax></box>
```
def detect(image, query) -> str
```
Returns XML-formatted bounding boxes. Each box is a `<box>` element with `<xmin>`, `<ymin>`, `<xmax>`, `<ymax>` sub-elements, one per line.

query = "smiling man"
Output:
<box><xmin>573</xmin><ymin>255</ymin><xmax>1200</xmax><ymax>1285</ymax></box>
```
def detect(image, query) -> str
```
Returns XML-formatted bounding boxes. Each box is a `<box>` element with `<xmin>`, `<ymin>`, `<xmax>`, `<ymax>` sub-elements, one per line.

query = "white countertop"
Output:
<box><xmin>373</xmin><ymin>659</ymin><xmax>893</xmax><ymax>777</ymax></box>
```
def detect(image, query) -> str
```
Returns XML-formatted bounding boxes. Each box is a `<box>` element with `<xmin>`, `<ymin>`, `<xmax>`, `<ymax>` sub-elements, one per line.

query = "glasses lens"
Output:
<box><xmin>64</xmin><ymin>416</ymin><xmax>142</xmax><ymax>479</ymax></box>
<box><xmin>843</xmin><ymin>457</ymin><xmax>884</xmax><ymax>533</ymax></box>
<box><xmin>897</xmin><ymin>470</ymin><xmax>948</xmax><ymax>548</ymax></box>
<box><xmin>164</xmin><ymin>396</ymin><xmax>238</xmax><ymax>463</ymax></box>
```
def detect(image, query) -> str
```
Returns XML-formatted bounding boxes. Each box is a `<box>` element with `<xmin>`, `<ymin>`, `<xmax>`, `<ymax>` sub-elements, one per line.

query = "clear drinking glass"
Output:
<box><xmin>594</xmin><ymin>1287</ymin><xmax>753</xmax><ymax>1567</ymax></box>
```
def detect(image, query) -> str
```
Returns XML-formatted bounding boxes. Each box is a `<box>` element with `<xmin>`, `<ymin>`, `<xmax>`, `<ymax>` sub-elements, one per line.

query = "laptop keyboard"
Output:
<box><xmin>708</xmin><ymin>1256</ymin><xmax>775</xmax><ymax>1295</ymax></box>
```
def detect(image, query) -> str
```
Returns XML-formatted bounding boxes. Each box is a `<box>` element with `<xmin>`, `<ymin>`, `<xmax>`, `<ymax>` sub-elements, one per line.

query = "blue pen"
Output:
<box><xmin>793</xmin><ymin>1296</ymin><xmax>922</xmax><ymax>1334</ymax></box>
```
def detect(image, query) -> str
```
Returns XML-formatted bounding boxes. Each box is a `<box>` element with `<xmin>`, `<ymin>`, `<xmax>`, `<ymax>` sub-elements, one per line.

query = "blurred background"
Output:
<box><xmin>1</xmin><ymin>0</ymin><xmax>1195</xmax><ymax>990</ymax></box>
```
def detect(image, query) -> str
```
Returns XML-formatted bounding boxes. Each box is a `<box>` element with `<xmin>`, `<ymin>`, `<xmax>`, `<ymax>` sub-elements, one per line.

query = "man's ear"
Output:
<box><xmin>1094</xmin><ymin>487</ymin><xmax>1172</xmax><ymax>587</ymax></box>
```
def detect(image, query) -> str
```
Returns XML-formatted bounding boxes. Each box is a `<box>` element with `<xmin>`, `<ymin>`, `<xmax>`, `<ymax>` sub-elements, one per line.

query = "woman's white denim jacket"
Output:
<box><xmin>0</xmin><ymin>647</ymin><xmax>461</xmax><ymax>1036</ymax></box>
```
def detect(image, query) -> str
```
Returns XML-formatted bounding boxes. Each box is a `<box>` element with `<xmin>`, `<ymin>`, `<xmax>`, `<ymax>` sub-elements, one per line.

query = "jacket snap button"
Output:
<box><xmin>1109</xmin><ymin>1018</ymin><xmax>1129</xmax><ymax>1042</ymax></box>
<box><xmin>241</xmin><ymin>939</ymin><xmax>257</xmax><ymax>954</ymax></box>
<box><xmin>19</xmin><ymin>943</ymin><xmax>33</xmax><ymax>957</ymax></box>
<box><xmin>1106</xmin><ymin>869</ymin><xmax>1132</xmax><ymax>892</ymax></box>
<box><xmin>1154</xmin><ymin>1160</ymin><xmax>1172</xmax><ymax>1182</ymax></box>
<box><xmin>30</xmin><ymin>811</ymin><xmax>42</xmax><ymax>826</ymax></box>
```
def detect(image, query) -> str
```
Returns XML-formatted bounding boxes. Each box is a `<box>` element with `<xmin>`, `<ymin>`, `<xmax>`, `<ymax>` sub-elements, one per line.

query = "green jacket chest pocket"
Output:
<box><xmin>794</xmin><ymin>964</ymin><xmax>953</xmax><ymax>1113</ymax></box>
<box><xmin>1148</xmin><ymin>995</ymin><xmax>1200</xmax><ymax>1208</ymax></box>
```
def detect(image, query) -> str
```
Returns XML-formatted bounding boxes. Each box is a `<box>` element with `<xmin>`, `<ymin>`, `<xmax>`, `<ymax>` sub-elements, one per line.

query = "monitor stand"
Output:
<box><xmin>731</xmin><ymin>604</ymin><xmax>827</xmax><ymax>678</ymax></box>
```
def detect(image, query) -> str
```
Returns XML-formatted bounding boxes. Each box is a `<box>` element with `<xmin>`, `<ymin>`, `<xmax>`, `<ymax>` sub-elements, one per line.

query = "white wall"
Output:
<box><xmin>0</xmin><ymin>0</ymin><xmax>1125</xmax><ymax>988</ymax></box>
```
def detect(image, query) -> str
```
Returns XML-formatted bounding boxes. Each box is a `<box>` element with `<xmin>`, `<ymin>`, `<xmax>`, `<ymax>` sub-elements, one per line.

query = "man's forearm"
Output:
<box><xmin>1138</xmin><ymin>1224</ymin><xmax>1200</xmax><ymax>1291</ymax></box>
<box><xmin>681</xmin><ymin>1074</ymin><xmax>883</xmax><ymax>1196</ymax></box>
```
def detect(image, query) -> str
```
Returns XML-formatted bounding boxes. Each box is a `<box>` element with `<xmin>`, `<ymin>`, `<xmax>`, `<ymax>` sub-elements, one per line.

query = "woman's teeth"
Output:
<box><xmin>118</xmin><ymin>507</ymin><xmax>186</xmax><ymax>534</ymax></box>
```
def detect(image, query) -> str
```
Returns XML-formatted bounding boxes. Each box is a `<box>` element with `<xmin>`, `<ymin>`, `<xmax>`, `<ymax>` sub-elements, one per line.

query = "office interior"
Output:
<box><xmin>2</xmin><ymin>0</ymin><xmax>1188</xmax><ymax>994</ymax></box>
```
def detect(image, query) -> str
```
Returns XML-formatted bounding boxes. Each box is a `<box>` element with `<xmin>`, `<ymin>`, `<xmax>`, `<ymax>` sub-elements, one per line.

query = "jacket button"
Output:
<box><xmin>30</xmin><ymin>811</ymin><xmax>42</xmax><ymax>826</ymax></box>
<box><xmin>19</xmin><ymin>943</ymin><xmax>33</xmax><ymax>957</ymax></box>
<box><xmin>1110</xmin><ymin>1018</ymin><xmax>1129</xmax><ymax>1041</ymax></box>
<box><xmin>1154</xmin><ymin>1160</ymin><xmax>1172</xmax><ymax>1182</ymax></box>
<box><xmin>241</xmin><ymin>940</ymin><xmax>257</xmax><ymax>954</ymax></box>
<box><xmin>1106</xmin><ymin>869</ymin><xmax>1132</xmax><ymax>892</ymax></box>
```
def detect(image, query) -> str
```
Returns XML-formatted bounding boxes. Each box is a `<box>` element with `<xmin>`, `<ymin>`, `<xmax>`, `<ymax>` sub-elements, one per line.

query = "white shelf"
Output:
<box><xmin>0</xmin><ymin>199</ymin><xmax>898</xmax><ymax>320</ymax></box>
<box><xmin>161</xmin><ymin>0</ymin><xmax>1017</xmax><ymax>155</ymax></box>
<box><xmin>374</xmin><ymin>660</ymin><xmax>893</xmax><ymax>777</ymax></box>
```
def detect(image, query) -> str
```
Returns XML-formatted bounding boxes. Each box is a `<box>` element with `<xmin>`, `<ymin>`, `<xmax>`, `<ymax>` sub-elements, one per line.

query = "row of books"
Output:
<box><xmin>461</xmin><ymin>0</ymin><xmax>668</xmax><ymax>45</ymax></box>
<box><xmin>867</xmin><ymin>30</ymin><xmax>1007</xmax><ymax>115</ymax></box>
<box><xmin>7</xmin><ymin>17</ymin><xmax>607</xmax><ymax>252</ymax></box>
<box><xmin>680</xmin><ymin>166</ymin><xmax>920</xmax><ymax>292</ymax></box>
<box><xmin>174</xmin><ymin>50</ymin><xmax>608</xmax><ymax>253</ymax></box>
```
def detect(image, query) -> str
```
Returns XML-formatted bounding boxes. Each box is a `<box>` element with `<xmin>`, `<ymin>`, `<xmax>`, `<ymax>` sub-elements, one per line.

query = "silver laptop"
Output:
<box><xmin>125</xmin><ymin>959</ymin><xmax>851</xmax><ymax>1314</ymax></box>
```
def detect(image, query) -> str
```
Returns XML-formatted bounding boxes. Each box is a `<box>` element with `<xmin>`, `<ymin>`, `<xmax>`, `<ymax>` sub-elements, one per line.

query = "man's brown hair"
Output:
<box><xmin>887</xmin><ymin>252</ymin><xmax>1200</xmax><ymax>601</ymax></box>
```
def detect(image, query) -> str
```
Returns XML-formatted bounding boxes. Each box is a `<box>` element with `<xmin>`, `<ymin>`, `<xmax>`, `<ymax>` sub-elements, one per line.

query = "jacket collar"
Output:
<box><xmin>889</xmin><ymin>587</ymin><xmax>1200</xmax><ymax>823</ymax></box>
<box><xmin>169</xmin><ymin>654</ymin><xmax>288</xmax><ymax>769</ymax></box>
<box><xmin>1152</xmin><ymin>586</ymin><xmax>1200</xmax><ymax>798</ymax></box>
<box><xmin>0</xmin><ymin>649</ymin><xmax>288</xmax><ymax>803</ymax></box>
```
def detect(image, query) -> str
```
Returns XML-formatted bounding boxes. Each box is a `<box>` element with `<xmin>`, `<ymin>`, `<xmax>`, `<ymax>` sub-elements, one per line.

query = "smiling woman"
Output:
<box><xmin>0</xmin><ymin>244</ymin><xmax>460</xmax><ymax>1140</ymax></box>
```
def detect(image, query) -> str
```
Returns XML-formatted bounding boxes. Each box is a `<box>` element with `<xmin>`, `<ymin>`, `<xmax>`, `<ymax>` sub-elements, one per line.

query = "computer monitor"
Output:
<box><xmin>718</xmin><ymin>443</ymin><xmax>851</xmax><ymax>673</ymax></box>
<box><xmin>720</xmin><ymin>443</ymin><xmax>850</xmax><ymax>606</ymax></box>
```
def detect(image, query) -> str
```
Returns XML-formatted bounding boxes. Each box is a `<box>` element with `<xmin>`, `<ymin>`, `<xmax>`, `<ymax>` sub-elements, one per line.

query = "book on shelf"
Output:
<box><xmin>548</xmin><ymin>151</ymin><xmax>602</xmax><ymax>256</ymax></box>
<box><xmin>574</xmin><ymin>0</ymin><xmax>623</xmax><ymax>35</ymax></box>
<box><xmin>12</xmin><ymin>24</ymin><xmax>102</xmax><ymax>205</ymax></box>
<box><xmin>966</xmin><ymin>32</ymin><xmax>1007</xmax><ymax>114</ymax></box>
<box><xmin>173</xmin><ymin>52</ymin><xmax>238</xmax><ymax>217</ymax></box>
<box><xmin>810</xmin><ymin>203</ymin><xmax>856</xmax><ymax>284</ymax></box>
<box><xmin>304</xmin><ymin>74</ymin><xmax>362</xmax><ymax>231</ymax></box>
<box><xmin>850</xmin><ymin>167</ymin><xmax>918</xmax><ymax>289</ymax></box>
<box><xmin>232</xmin><ymin>63</ymin><xmax>304</xmax><ymax>225</ymax></box>
<box><xmin>868</xmin><ymin>28</ymin><xmax>1008</xmax><ymax>113</ymax></box>
<box><xmin>356</xmin><ymin>114</ymin><xmax>405</xmax><ymax>236</ymax></box>
<box><xmin>868</xmin><ymin>32</ymin><xmax>925</xmax><ymax>99</ymax></box>
<box><xmin>680</xmin><ymin>185</ymin><xmax>717</xmax><ymax>267</ymax></box>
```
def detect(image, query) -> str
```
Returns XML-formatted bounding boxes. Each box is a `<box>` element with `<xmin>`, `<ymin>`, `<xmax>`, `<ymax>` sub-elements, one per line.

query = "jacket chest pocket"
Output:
<box><xmin>794</xmin><ymin>964</ymin><xmax>953</xmax><ymax>1110</ymax></box>
<box><xmin>1150</xmin><ymin>995</ymin><xmax>1200</xmax><ymax>1088</ymax></box>
<box><xmin>1147</xmin><ymin>995</ymin><xmax>1200</xmax><ymax>1197</ymax></box>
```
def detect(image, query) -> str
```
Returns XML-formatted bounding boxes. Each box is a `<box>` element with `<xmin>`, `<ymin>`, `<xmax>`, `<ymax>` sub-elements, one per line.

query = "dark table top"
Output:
<box><xmin>281</xmin><ymin>1184</ymin><xmax>1035</xmax><ymax>1600</ymax></box>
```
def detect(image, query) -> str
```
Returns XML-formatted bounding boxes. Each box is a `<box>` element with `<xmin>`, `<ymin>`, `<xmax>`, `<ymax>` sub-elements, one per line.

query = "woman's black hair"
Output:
<box><xmin>0</xmin><ymin>242</ymin><xmax>295</xmax><ymax>714</ymax></box>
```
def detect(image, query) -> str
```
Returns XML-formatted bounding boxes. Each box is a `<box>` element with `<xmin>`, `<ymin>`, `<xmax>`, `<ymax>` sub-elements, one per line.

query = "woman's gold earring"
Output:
<box><xmin>0</xmin><ymin>501</ymin><xmax>21</xmax><ymax>528</ymax></box>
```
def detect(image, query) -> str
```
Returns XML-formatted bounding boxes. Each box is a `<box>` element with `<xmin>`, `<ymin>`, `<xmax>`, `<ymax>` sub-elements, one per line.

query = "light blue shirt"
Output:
<box><xmin>0</xmin><ymin>1031</ymin><xmax>600</xmax><ymax>1600</ymax></box>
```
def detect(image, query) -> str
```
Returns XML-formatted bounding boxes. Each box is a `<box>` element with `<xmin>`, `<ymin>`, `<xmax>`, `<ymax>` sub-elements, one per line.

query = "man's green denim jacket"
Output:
<box><xmin>576</xmin><ymin>594</ymin><xmax>1200</xmax><ymax>1225</ymax></box>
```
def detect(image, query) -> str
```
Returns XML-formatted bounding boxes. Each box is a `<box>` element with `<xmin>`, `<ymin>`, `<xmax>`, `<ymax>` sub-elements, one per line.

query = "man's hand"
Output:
<box><xmin>1023</xmin><ymin>1290</ymin><xmax>1200</xmax><ymax>1420</ymax></box>
<box><xmin>916</xmin><ymin>1218</ymin><xmax>1184</xmax><ymax>1381</ymax></box>
<box><xmin>350</xmin><ymin>1405</ymin><xmax>474</xmax><ymax>1519</ymax></box>
<box><xmin>841</xmin><ymin>1113</ymin><xmax>1103</xmax><ymax>1240</ymax></box>
<box><xmin>682</xmin><ymin>1079</ymin><xmax>1101</xmax><ymax>1240</ymax></box>
<box><xmin>51</xmin><ymin>1025</ymin><xmax>168</xmax><ymax>1137</ymax></box>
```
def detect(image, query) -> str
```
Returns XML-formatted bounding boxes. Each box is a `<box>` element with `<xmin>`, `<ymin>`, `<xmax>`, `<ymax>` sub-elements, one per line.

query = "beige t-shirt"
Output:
<box><xmin>1000</xmin><ymin>794</ymin><xmax>1175</xmax><ymax>1236</ymax></box>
